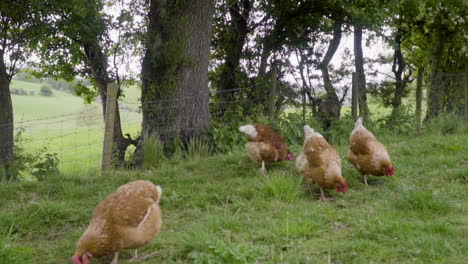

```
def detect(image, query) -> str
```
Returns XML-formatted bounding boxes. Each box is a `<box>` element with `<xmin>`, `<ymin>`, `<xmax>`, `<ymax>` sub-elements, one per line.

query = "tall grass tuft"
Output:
<box><xmin>143</xmin><ymin>134</ymin><xmax>165</xmax><ymax>169</ymax></box>
<box><xmin>0</xmin><ymin>226</ymin><xmax>32</xmax><ymax>264</ymax></box>
<box><xmin>186</xmin><ymin>137</ymin><xmax>212</xmax><ymax>160</ymax></box>
<box><xmin>260</xmin><ymin>172</ymin><xmax>302</xmax><ymax>203</ymax></box>
<box><xmin>394</xmin><ymin>190</ymin><xmax>452</xmax><ymax>215</ymax></box>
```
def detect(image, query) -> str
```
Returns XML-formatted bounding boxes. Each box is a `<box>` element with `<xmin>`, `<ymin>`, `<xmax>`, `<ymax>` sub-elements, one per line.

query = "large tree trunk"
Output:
<box><xmin>140</xmin><ymin>0</ymin><xmax>214</xmax><ymax>153</ymax></box>
<box><xmin>318</xmin><ymin>20</ymin><xmax>342</xmax><ymax>130</ymax></box>
<box><xmin>426</xmin><ymin>29</ymin><xmax>444</xmax><ymax>120</ymax></box>
<box><xmin>216</xmin><ymin>0</ymin><xmax>251</xmax><ymax>115</ymax></box>
<box><xmin>353</xmin><ymin>24</ymin><xmax>369</xmax><ymax>118</ymax></box>
<box><xmin>0</xmin><ymin>56</ymin><xmax>13</xmax><ymax>180</ymax></box>
<box><xmin>175</xmin><ymin>0</ymin><xmax>214</xmax><ymax>142</ymax></box>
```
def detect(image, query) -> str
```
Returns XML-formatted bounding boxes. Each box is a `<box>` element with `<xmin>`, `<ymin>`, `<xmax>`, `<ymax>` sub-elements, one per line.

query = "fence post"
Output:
<box><xmin>268</xmin><ymin>67</ymin><xmax>277</xmax><ymax>119</ymax></box>
<box><xmin>101</xmin><ymin>82</ymin><xmax>118</xmax><ymax>172</ymax></box>
<box><xmin>351</xmin><ymin>72</ymin><xmax>359</xmax><ymax>120</ymax></box>
<box><xmin>415</xmin><ymin>68</ymin><xmax>424</xmax><ymax>132</ymax></box>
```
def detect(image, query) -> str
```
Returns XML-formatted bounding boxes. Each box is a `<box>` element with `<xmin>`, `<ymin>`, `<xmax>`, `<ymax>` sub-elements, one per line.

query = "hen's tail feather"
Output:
<box><xmin>303</xmin><ymin>125</ymin><xmax>315</xmax><ymax>138</ymax></box>
<box><xmin>355</xmin><ymin>117</ymin><xmax>363</xmax><ymax>127</ymax></box>
<box><xmin>239</xmin><ymin>124</ymin><xmax>257</xmax><ymax>137</ymax></box>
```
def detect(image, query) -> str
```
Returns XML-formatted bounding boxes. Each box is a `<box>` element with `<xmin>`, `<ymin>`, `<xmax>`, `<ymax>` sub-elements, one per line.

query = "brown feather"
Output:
<box><xmin>74</xmin><ymin>180</ymin><xmax>162</xmax><ymax>258</ymax></box>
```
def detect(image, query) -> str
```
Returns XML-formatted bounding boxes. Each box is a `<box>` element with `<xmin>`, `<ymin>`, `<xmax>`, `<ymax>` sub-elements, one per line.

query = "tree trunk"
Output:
<box><xmin>415</xmin><ymin>67</ymin><xmax>424</xmax><ymax>132</ymax></box>
<box><xmin>465</xmin><ymin>72</ymin><xmax>468</xmax><ymax>122</ymax></box>
<box><xmin>390</xmin><ymin>26</ymin><xmax>408</xmax><ymax>116</ymax></box>
<box><xmin>0</xmin><ymin>56</ymin><xmax>13</xmax><ymax>180</ymax></box>
<box><xmin>175</xmin><ymin>0</ymin><xmax>214</xmax><ymax>143</ymax></box>
<box><xmin>140</xmin><ymin>0</ymin><xmax>214</xmax><ymax>152</ymax></box>
<box><xmin>216</xmin><ymin>0</ymin><xmax>251</xmax><ymax>115</ymax></box>
<box><xmin>318</xmin><ymin>20</ymin><xmax>342</xmax><ymax>129</ymax></box>
<box><xmin>353</xmin><ymin>24</ymin><xmax>369</xmax><ymax>118</ymax></box>
<box><xmin>268</xmin><ymin>67</ymin><xmax>277</xmax><ymax>119</ymax></box>
<box><xmin>351</xmin><ymin>72</ymin><xmax>358</xmax><ymax>120</ymax></box>
<box><xmin>426</xmin><ymin>29</ymin><xmax>444</xmax><ymax>120</ymax></box>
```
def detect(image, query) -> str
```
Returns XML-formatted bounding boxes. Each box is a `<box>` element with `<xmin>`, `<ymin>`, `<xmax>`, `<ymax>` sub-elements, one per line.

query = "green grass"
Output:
<box><xmin>10</xmin><ymin>80</ymin><xmax>142</xmax><ymax>175</ymax></box>
<box><xmin>0</xmin><ymin>131</ymin><xmax>466</xmax><ymax>263</ymax></box>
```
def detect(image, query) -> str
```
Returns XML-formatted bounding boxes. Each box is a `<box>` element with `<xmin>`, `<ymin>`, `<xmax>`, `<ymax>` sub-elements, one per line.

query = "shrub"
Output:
<box><xmin>39</xmin><ymin>85</ymin><xmax>53</xmax><ymax>96</ymax></box>
<box><xmin>31</xmin><ymin>153</ymin><xmax>60</xmax><ymax>181</ymax></box>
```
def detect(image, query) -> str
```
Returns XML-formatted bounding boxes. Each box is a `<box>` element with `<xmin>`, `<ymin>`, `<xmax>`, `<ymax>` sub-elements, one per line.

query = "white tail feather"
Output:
<box><xmin>304</xmin><ymin>125</ymin><xmax>322</xmax><ymax>139</ymax></box>
<box><xmin>239</xmin><ymin>125</ymin><xmax>257</xmax><ymax>137</ymax></box>
<box><xmin>303</xmin><ymin>125</ymin><xmax>314</xmax><ymax>138</ymax></box>
<box><xmin>355</xmin><ymin>117</ymin><xmax>363</xmax><ymax>127</ymax></box>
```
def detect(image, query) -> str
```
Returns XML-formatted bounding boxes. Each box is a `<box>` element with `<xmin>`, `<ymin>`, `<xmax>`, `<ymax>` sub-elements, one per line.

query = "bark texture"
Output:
<box><xmin>353</xmin><ymin>24</ymin><xmax>369</xmax><ymax>118</ymax></box>
<box><xmin>141</xmin><ymin>0</ymin><xmax>214</xmax><ymax>150</ymax></box>
<box><xmin>0</xmin><ymin>55</ymin><xmax>13</xmax><ymax>180</ymax></box>
<box><xmin>426</xmin><ymin>29</ymin><xmax>444</xmax><ymax>120</ymax></box>
<box><xmin>318</xmin><ymin>20</ymin><xmax>342</xmax><ymax>129</ymax></box>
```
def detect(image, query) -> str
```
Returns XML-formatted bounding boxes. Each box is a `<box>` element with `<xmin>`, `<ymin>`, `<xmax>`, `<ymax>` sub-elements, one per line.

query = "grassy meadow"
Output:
<box><xmin>10</xmin><ymin>80</ymin><xmax>141</xmax><ymax>174</ymax></box>
<box><xmin>1</xmin><ymin>79</ymin><xmax>467</xmax><ymax>263</ymax></box>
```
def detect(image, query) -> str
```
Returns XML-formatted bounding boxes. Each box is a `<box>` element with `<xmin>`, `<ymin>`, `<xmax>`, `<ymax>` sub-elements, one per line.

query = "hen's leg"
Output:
<box><xmin>260</xmin><ymin>160</ymin><xmax>266</xmax><ymax>175</ymax></box>
<box><xmin>319</xmin><ymin>187</ymin><xmax>325</xmax><ymax>201</ymax></box>
<box><xmin>134</xmin><ymin>249</ymin><xmax>138</xmax><ymax>259</ymax></box>
<box><xmin>110</xmin><ymin>252</ymin><xmax>119</xmax><ymax>264</ymax></box>
<box><xmin>363</xmin><ymin>174</ymin><xmax>368</xmax><ymax>186</ymax></box>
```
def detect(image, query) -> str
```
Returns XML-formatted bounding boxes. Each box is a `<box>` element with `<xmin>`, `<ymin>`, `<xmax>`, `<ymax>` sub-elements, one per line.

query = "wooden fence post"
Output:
<box><xmin>101</xmin><ymin>82</ymin><xmax>118</xmax><ymax>172</ymax></box>
<box><xmin>351</xmin><ymin>72</ymin><xmax>359</xmax><ymax>120</ymax></box>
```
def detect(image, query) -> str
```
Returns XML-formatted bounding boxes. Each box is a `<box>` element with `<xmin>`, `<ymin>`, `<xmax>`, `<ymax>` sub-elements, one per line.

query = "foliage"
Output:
<box><xmin>31</xmin><ymin>153</ymin><xmax>60</xmax><ymax>181</ymax></box>
<box><xmin>378</xmin><ymin>105</ymin><xmax>416</xmax><ymax>135</ymax></box>
<box><xmin>39</xmin><ymin>85</ymin><xmax>53</xmax><ymax>96</ymax></box>
<box><xmin>9</xmin><ymin>129</ymin><xmax>60</xmax><ymax>181</ymax></box>
<box><xmin>9</xmin><ymin>130</ymin><xmax>41</xmax><ymax>180</ymax></box>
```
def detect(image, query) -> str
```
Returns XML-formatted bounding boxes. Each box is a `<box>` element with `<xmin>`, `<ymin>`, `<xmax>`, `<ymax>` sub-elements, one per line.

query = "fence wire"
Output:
<box><xmin>1</xmin><ymin>72</ymin><xmax>466</xmax><ymax>178</ymax></box>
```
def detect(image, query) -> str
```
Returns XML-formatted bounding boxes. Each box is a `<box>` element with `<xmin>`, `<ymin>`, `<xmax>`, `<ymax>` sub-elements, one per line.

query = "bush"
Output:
<box><xmin>39</xmin><ymin>85</ymin><xmax>53</xmax><ymax>96</ymax></box>
<box><xmin>31</xmin><ymin>153</ymin><xmax>60</xmax><ymax>181</ymax></box>
<box><xmin>9</xmin><ymin>129</ymin><xmax>60</xmax><ymax>181</ymax></box>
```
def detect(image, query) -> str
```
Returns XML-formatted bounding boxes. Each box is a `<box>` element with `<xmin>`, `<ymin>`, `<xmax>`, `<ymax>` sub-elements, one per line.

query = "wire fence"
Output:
<box><xmin>1</xmin><ymin>72</ymin><xmax>466</xmax><ymax>179</ymax></box>
<box><xmin>1</xmin><ymin>82</ymin><xmax>274</xmax><ymax>178</ymax></box>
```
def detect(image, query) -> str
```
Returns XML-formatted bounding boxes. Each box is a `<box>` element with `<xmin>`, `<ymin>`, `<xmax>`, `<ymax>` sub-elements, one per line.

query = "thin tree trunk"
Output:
<box><xmin>465</xmin><ymin>72</ymin><xmax>468</xmax><ymax>122</ymax></box>
<box><xmin>353</xmin><ymin>24</ymin><xmax>369</xmax><ymax>118</ymax></box>
<box><xmin>268</xmin><ymin>67</ymin><xmax>277</xmax><ymax>119</ymax></box>
<box><xmin>426</xmin><ymin>29</ymin><xmax>444</xmax><ymax>120</ymax></box>
<box><xmin>351</xmin><ymin>72</ymin><xmax>358</xmax><ymax>120</ymax></box>
<box><xmin>390</xmin><ymin>26</ymin><xmax>408</xmax><ymax>116</ymax></box>
<box><xmin>0</xmin><ymin>56</ymin><xmax>13</xmax><ymax>180</ymax></box>
<box><xmin>216</xmin><ymin>0</ymin><xmax>251</xmax><ymax>115</ymax></box>
<box><xmin>318</xmin><ymin>20</ymin><xmax>342</xmax><ymax>129</ymax></box>
<box><xmin>416</xmin><ymin>67</ymin><xmax>424</xmax><ymax>132</ymax></box>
